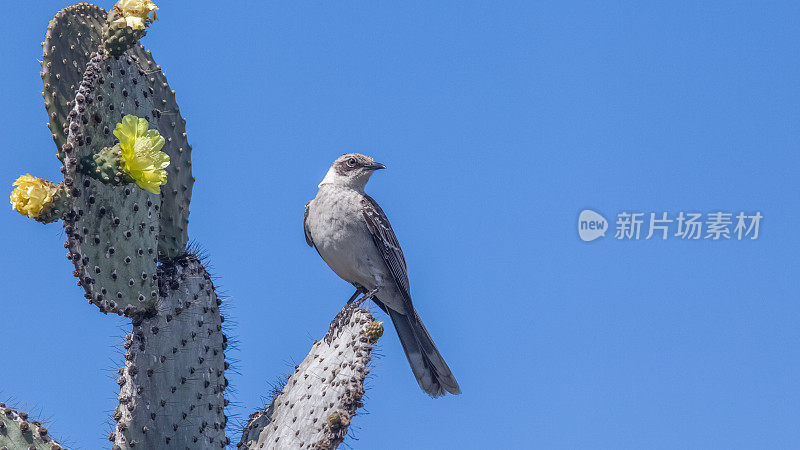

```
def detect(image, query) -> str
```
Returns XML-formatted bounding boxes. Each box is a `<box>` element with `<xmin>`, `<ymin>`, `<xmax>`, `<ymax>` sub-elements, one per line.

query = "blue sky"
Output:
<box><xmin>2</xmin><ymin>1</ymin><xmax>799</xmax><ymax>448</ymax></box>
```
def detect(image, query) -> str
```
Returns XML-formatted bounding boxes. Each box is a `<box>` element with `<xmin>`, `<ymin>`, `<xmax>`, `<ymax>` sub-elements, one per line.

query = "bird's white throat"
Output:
<box><xmin>318</xmin><ymin>166</ymin><xmax>338</xmax><ymax>188</ymax></box>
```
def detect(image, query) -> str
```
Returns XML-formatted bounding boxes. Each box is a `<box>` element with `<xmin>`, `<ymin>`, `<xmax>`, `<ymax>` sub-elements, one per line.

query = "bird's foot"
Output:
<box><xmin>354</xmin><ymin>287</ymin><xmax>380</xmax><ymax>307</ymax></box>
<box><xmin>325</xmin><ymin>286</ymin><xmax>373</xmax><ymax>344</ymax></box>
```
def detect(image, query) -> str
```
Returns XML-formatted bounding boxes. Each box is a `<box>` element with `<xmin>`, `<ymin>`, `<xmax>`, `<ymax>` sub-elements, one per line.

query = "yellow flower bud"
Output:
<box><xmin>10</xmin><ymin>174</ymin><xmax>59</xmax><ymax>219</ymax></box>
<box><xmin>113</xmin><ymin>115</ymin><xmax>170</xmax><ymax>194</ymax></box>
<box><xmin>112</xmin><ymin>0</ymin><xmax>158</xmax><ymax>30</ymax></box>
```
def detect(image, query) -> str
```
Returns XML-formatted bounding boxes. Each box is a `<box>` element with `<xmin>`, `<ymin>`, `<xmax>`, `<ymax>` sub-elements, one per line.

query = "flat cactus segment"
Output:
<box><xmin>102</xmin><ymin>10</ymin><xmax>147</xmax><ymax>58</ymax></box>
<box><xmin>0</xmin><ymin>404</ymin><xmax>65</xmax><ymax>450</ymax></box>
<box><xmin>112</xmin><ymin>255</ymin><xmax>228</xmax><ymax>450</ymax></box>
<box><xmin>42</xmin><ymin>3</ymin><xmax>106</xmax><ymax>159</ymax></box>
<box><xmin>63</xmin><ymin>50</ymin><xmax>160</xmax><ymax>317</ymax></box>
<box><xmin>238</xmin><ymin>303</ymin><xmax>380</xmax><ymax>450</ymax></box>
<box><xmin>65</xmin><ymin>177</ymin><xmax>159</xmax><ymax>316</ymax></box>
<box><xmin>91</xmin><ymin>145</ymin><xmax>128</xmax><ymax>184</ymax></box>
<box><xmin>129</xmin><ymin>44</ymin><xmax>194</xmax><ymax>258</ymax></box>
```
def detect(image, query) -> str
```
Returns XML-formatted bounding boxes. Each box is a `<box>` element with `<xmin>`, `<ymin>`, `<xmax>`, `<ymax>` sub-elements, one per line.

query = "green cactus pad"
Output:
<box><xmin>44</xmin><ymin>4</ymin><xmax>191</xmax><ymax>258</ymax></box>
<box><xmin>128</xmin><ymin>44</ymin><xmax>194</xmax><ymax>259</ymax></box>
<box><xmin>71</xmin><ymin>44</ymin><xmax>194</xmax><ymax>259</ymax></box>
<box><xmin>34</xmin><ymin>182</ymin><xmax>71</xmax><ymax>225</ymax></box>
<box><xmin>102</xmin><ymin>7</ymin><xmax>148</xmax><ymax>58</ymax></box>
<box><xmin>42</xmin><ymin>3</ymin><xmax>106</xmax><ymax>159</ymax></box>
<box><xmin>63</xmin><ymin>50</ymin><xmax>160</xmax><ymax>317</ymax></box>
<box><xmin>0</xmin><ymin>404</ymin><xmax>64</xmax><ymax>450</ymax></box>
<box><xmin>112</xmin><ymin>255</ymin><xmax>228</xmax><ymax>449</ymax></box>
<box><xmin>65</xmin><ymin>177</ymin><xmax>160</xmax><ymax>316</ymax></box>
<box><xmin>89</xmin><ymin>145</ymin><xmax>129</xmax><ymax>184</ymax></box>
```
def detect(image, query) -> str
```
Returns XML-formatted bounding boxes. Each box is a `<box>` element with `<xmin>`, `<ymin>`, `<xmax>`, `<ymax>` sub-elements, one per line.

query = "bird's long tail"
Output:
<box><xmin>386</xmin><ymin>307</ymin><xmax>461</xmax><ymax>397</ymax></box>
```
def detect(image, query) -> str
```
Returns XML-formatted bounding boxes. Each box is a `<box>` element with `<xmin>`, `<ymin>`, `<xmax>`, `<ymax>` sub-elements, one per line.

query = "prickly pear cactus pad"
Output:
<box><xmin>86</xmin><ymin>44</ymin><xmax>195</xmax><ymax>258</ymax></box>
<box><xmin>0</xmin><ymin>404</ymin><xmax>64</xmax><ymax>450</ymax></box>
<box><xmin>42</xmin><ymin>3</ymin><xmax>106</xmax><ymax>158</ymax></box>
<box><xmin>43</xmin><ymin>1</ymin><xmax>192</xmax><ymax>258</ymax></box>
<box><xmin>238</xmin><ymin>303</ymin><xmax>381</xmax><ymax>450</ymax></box>
<box><xmin>112</xmin><ymin>255</ymin><xmax>229</xmax><ymax>450</ymax></box>
<box><xmin>129</xmin><ymin>44</ymin><xmax>194</xmax><ymax>258</ymax></box>
<box><xmin>63</xmin><ymin>50</ymin><xmax>161</xmax><ymax>316</ymax></box>
<box><xmin>103</xmin><ymin>0</ymin><xmax>159</xmax><ymax>57</ymax></box>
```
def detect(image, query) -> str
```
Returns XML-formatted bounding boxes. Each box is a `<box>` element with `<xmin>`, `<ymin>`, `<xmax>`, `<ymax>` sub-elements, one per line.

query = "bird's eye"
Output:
<box><xmin>347</xmin><ymin>158</ymin><xmax>357</xmax><ymax>167</ymax></box>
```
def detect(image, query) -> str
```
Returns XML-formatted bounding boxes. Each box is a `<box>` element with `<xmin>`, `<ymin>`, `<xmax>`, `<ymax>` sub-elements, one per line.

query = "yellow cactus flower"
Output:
<box><xmin>114</xmin><ymin>115</ymin><xmax>170</xmax><ymax>194</ymax></box>
<box><xmin>10</xmin><ymin>174</ymin><xmax>59</xmax><ymax>219</ymax></box>
<box><xmin>112</xmin><ymin>0</ymin><xmax>159</xmax><ymax>30</ymax></box>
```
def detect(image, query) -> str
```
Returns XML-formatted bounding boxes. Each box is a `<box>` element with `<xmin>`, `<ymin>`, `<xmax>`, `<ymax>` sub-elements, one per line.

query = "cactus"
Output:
<box><xmin>0</xmin><ymin>405</ymin><xmax>63</xmax><ymax>450</ymax></box>
<box><xmin>238</xmin><ymin>303</ymin><xmax>381</xmax><ymax>449</ymax></box>
<box><xmin>42</xmin><ymin>3</ymin><xmax>107</xmax><ymax>158</ymax></box>
<box><xmin>62</xmin><ymin>50</ymin><xmax>161</xmax><ymax>316</ymax></box>
<box><xmin>43</xmin><ymin>2</ymin><xmax>192</xmax><ymax>259</ymax></box>
<box><xmin>9</xmin><ymin>2</ymin><xmax>383</xmax><ymax>448</ymax></box>
<box><xmin>123</xmin><ymin>44</ymin><xmax>194</xmax><ymax>259</ymax></box>
<box><xmin>111</xmin><ymin>254</ymin><xmax>229</xmax><ymax>449</ymax></box>
<box><xmin>92</xmin><ymin>145</ymin><xmax>127</xmax><ymax>184</ymax></box>
<box><xmin>102</xmin><ymin>0</ymin><xmax>158</xmax><ymax>57</ymax></box>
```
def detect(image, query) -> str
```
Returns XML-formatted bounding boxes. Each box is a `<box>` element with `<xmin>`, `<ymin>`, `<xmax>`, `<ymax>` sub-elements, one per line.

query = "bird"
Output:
<box><xmin>304</xmin><ymin>153</ymin><xmax>460</xmax><ymax>397</ymax></box>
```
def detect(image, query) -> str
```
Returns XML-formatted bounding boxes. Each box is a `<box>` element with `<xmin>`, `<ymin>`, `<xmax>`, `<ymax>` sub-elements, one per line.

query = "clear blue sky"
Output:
<box><xmin>2</xmin><ymin>1</ymin><xmax>799</xmax><ymax>448</ymax></box>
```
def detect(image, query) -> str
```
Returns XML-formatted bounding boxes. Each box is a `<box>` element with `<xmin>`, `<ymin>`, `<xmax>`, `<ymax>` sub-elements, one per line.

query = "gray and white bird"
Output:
<box><xmin>304</xmin><ymin>153</ymin><xmax>460</xmax><ymax>397</ymax></box>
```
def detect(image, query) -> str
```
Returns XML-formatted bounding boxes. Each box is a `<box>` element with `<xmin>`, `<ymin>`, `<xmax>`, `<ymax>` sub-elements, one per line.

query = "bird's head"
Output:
<box><xmin>318</xmin><ymin>153</ymin><xmax>386</xmax><ymax>191</ymax></box>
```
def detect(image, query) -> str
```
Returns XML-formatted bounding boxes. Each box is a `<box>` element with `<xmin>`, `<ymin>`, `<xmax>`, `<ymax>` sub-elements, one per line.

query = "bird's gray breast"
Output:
<box><xmin>307</xmin><ymin>186</ymin><xmax>383</xmax><ymax>289</ymax></box>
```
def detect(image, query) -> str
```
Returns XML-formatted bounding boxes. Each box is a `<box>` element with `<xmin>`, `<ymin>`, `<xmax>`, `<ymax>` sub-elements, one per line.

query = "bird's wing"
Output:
<box><xmin>361</xmin><ymin>194</ymin><xmax>411</xmax><ymax>300</ymax></box>
<box><xmin>304</xmin><ymin>201</ymin><xmax>315</xmax><ymax>247</ymax></box>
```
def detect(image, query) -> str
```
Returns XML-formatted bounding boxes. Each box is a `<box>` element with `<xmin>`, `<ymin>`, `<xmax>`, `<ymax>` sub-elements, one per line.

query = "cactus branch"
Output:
<box><xmin>238</xmin><ymin>301</ymin><xmax>382</xmax><ymax>449</ymax></box>
<box><xmin>111</xmin><ymin>253</ymin><xmax>229</xmax><ymax>449</ymax></box>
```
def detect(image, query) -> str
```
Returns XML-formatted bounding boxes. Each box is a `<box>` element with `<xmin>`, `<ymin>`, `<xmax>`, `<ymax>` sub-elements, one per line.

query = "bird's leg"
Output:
<box><xmin>355</xmin><ymin>287</ymin><xmax>381</xmax><ymax>307</ymax></box>
<box><xmin>325</xmin><ymin>284</ymin><xmax>371</xmax><ymax>344</ymax></box>
<box><xmin>347</xmin><ymin>284</ymin><xmax>367</xmax><ymax>304</ymax></box>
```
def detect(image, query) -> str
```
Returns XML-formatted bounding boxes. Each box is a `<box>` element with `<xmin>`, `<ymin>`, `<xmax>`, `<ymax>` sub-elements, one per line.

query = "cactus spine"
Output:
<box><xmin>9</xmin><ymin>2</ymin><xmax>382</xmax><ymax>449</ymax></box>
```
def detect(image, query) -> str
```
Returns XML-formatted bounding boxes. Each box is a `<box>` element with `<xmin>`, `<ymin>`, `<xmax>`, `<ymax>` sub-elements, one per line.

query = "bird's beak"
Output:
<box><xmin>367</xmin><ymin>162</ymin><xmax>386</xmax><ymax>171</ymax></box>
